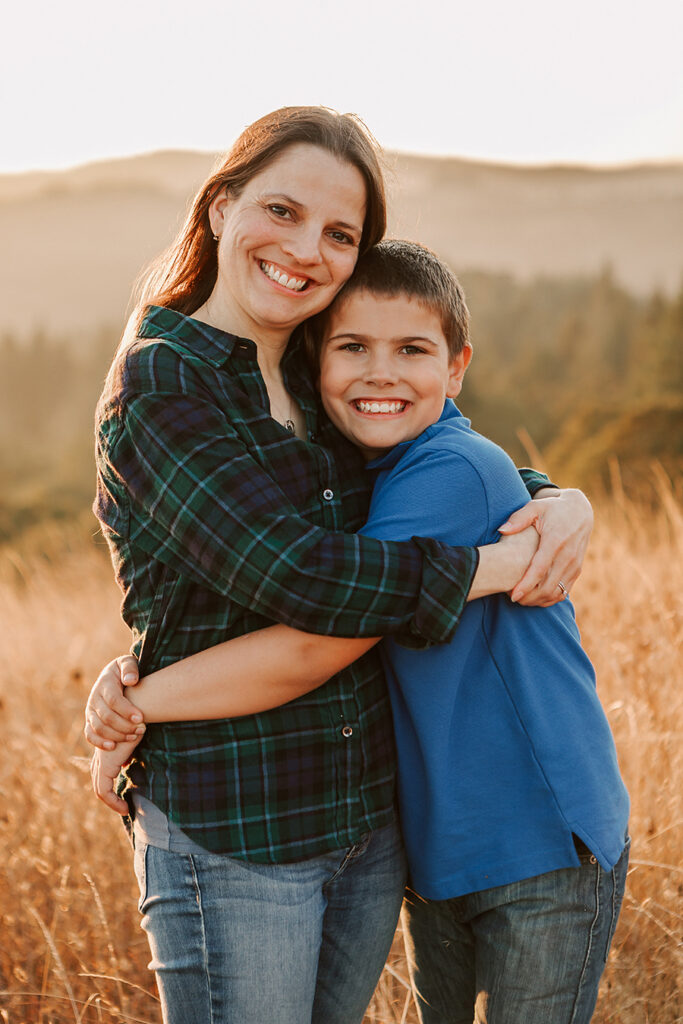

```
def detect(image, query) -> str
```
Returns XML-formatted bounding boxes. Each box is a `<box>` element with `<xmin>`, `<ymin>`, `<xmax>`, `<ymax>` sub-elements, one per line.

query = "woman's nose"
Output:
<box><xmin>281</xmin><ymin>225</ymin><xmax>324</xmax><ymax>265</ymax></box>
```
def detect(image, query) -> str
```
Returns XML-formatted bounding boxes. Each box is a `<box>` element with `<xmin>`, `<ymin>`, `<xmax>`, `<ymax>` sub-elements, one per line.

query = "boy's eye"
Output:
<box><xmin>401</xmin><ymin>344</ymin><xmax>426</xmax><ymax>355</ymax></box>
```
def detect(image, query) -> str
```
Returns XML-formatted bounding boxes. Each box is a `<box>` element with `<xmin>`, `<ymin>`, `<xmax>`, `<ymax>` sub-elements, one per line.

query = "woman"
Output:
<box><xmin>90</xmin><ymin>106</ymin><xmax>592</xmax><ymax>1024</ymax></box>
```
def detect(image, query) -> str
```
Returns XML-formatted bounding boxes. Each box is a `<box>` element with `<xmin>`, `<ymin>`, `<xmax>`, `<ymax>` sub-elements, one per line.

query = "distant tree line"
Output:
<box><xmin>1</xmin><ymin>269</ymin><xmax>681</xmax><ymax>541</ymax></box>
<box><xmin>458</xmin><ymin>267</ymin><xmax>683</xmax><ymax>495</ymax></box>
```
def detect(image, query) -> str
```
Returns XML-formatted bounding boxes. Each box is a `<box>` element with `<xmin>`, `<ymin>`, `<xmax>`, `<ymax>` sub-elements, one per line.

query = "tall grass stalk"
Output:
<box><xmin>0</xmin><ymin>484</ymin><xmax>681</xmax><ymax>1022</ymax></box>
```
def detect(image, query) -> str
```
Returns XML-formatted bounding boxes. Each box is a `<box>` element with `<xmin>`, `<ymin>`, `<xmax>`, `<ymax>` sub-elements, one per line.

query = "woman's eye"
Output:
<box><xmin>328</xmin><ymin>230</ymin><xmax>355</xmax><ymax>245</ymax></box>
<box><xmin>268</xmin><ymin>204</ymin><xmax>292</xmax><ymax>219</ymax></box>
<box><xmin>341</xmin><ymin>342</ymin><xmax>364</xmax><ymax>353</ymax></box>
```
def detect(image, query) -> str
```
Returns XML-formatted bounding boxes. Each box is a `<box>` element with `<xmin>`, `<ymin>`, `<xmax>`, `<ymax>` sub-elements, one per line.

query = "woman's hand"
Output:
<box><xmin>84</xmin><ymin>655</ymin><xmax>144</xmax><ymax>750</ymax></box>
<box><xmin>90</xmin><ymin>737</ymin><xmax>140</xmax><ymax>815</ymax></box>
<box><xmin>499</xmin><ymin>488</ymin><xmax>593</xmax><ymax>605</ymax></box>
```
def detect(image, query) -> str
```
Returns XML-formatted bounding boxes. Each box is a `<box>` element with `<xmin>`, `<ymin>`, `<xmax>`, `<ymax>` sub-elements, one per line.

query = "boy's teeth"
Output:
<box><xmin>260</xmin><ymin>261</ymin><xmax>308</xmax><ymax>291</ymax></box>
<box><xmin>356</xmin><ymin>400</ymin><xmax>406</xmax><ymax>414</ymax></box>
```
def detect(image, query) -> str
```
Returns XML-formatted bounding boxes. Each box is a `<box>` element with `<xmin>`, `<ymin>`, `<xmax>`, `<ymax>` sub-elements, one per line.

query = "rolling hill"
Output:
<box><xmin>2</xmin><ymin>150</ymin><xmax>681</xmax><ymax>342</ymax></box>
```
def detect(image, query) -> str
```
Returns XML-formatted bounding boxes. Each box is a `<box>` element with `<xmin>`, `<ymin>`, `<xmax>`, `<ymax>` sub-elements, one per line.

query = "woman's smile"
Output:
<box><xmin>258</xmin><ymin>259</ymin><xmax>313</xmax><ymax>292</ymax></box>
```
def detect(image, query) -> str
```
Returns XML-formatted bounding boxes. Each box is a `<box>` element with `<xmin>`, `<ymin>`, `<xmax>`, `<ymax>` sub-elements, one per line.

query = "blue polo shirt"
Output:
<box><xmin>361</xmin><ymin>401</ymin><xmax>629</xmax><ymax>900</ymax></box>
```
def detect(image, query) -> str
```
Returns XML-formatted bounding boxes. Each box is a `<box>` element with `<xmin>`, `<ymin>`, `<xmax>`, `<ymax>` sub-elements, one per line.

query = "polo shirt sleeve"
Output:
<box><xmin>112</xmin><ymin>346</ymin><xmax>478</xmax><ymax>645</ymax></box>
<box><xmin>362</xmin><ymin>448</ymin><xmax>491</xmax><ymax>549</ymax></box>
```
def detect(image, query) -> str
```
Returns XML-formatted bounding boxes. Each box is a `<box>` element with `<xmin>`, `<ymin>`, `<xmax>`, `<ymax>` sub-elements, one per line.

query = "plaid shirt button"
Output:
<box><xmin>342</xmin><ymin>725</ymin><xmax>354</xmax><ymax>738</ymax></box>
<box><xmin>323</xmin><ymin>488</ymin><xmax>334</xmax><ymax>501</ymax></box>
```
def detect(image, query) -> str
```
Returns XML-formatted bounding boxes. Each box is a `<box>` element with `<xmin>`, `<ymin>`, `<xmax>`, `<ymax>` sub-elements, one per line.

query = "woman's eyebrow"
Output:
<box><xmin>265</xmin><ymin>192</ymin><xmax>303</xmax><ymax>208</ymax></box>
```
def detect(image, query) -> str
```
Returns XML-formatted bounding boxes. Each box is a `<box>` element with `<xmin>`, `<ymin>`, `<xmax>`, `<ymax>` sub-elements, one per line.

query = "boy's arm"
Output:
<box><xmin>90</xmin><ymin>450</ymin><xmax>531</xmax><ymax>734</ymax></box>
<box><xmin>85</xmin><ymin>629</ymin><xmax>379</xmax><ymax>748</ymax></box>
<box><xmin>130</xmin><ymin>626</ymin><xmax>378</xmax><ymax>722</ymax></box>
<box><xmin>85</xmin><ymin>461</ymin><xmax>586</xmax><ymax>745</ymax></box>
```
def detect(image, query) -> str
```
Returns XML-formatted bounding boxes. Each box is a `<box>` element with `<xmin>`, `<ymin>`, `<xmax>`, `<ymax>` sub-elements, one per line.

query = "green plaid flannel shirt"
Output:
<box><xmin>94</xmin><ymin>306</ymin><xmax>552</xmax><ymax>861</ymax></box>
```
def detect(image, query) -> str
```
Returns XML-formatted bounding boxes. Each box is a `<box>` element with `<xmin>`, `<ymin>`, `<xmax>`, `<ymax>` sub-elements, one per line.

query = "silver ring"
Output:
<box><xmin>557</xmin><ymin>580</ymin><xmax>569</xmax><ymax>597</ymax></box>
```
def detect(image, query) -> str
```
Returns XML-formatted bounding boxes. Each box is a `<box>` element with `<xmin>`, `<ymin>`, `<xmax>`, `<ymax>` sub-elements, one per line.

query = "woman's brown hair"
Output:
<box><xmin>135</xmin><ymin>106</ymin><xmax>386</xmax><ymax>323</ymax></box>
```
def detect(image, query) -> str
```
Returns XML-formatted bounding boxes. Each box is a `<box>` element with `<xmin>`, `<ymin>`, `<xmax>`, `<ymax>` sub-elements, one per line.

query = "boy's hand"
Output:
<box><xmin>499</xmin><ymin>488</ymin><xmax>593</xmax><ymax>605</ymax></box>
<box><xmin>90</xmin><ymin>737</ymin><xmax>140</xmax><ymax>815</ymax></box>
<box><xmin>84</xmin><ymin>655</ymin><xmax>144</xmax><ymax>750</ymax></box>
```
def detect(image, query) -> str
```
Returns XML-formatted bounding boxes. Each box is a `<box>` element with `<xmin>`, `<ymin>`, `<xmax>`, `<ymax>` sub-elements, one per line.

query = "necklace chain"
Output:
<box><xmin>270</xmin><ymin>391</ymin><xmax>297</xmax><ymax>435</ymax></box>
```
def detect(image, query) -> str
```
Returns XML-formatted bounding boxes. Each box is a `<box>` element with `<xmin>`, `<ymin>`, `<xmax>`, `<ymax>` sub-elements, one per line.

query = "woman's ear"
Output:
<box><xmin>208</xmin><ymin>188</ymin><xmax>230</xmax><ymax>241</ymax></box>
<box><xmin>446</xmin><ymin>342</ymin><xmax>473</xmax><ymax>398</ymax></box>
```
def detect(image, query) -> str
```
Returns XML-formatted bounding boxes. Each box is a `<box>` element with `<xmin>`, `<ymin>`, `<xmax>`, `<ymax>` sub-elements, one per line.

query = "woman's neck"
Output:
<box><xmin>192</xmin><ymin>292</ymin><xmax>291</xmax><ymax>373</ymax></box>
<box><xmin>191</xmin><ymin>290</ymin><xmax>303</xmax><ymax>432</ymax></box>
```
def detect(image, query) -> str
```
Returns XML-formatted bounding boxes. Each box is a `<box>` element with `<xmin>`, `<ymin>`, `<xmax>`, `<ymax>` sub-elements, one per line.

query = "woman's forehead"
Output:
<box><xmin>248</xmin><ymin>144</ymin><xmax>366</xmax><ymax>219</ymax></box>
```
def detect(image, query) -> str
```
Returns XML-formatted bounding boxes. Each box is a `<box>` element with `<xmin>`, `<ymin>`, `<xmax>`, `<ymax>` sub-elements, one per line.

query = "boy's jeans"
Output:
<box><xmin>402</xmin><ymin>837</ymin><xmax>630</xmax><ymax>1024</ymax></box>
<box><xmin>132</xmin><ymin>820</ymin><xmax>406</xmax><ymax>1024</ymax></box>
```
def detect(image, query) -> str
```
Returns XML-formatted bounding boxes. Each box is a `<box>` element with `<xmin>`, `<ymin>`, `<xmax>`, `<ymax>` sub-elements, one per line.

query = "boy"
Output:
<box><xmin>313</xmin><ymin>240</ymin><xmax>630</xmax><ymax>1023</ymax></box>
<box><xmin>89</xmin><ymin>241</ymin><xmax>629</xmax><ymax>1024</ymax></box>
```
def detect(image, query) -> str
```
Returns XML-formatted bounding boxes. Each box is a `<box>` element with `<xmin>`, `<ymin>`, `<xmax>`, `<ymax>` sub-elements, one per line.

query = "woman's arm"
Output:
<box><xmin>85</xmin><ymin>524</ymin><xmax>542</xmax><ymax>748</ymax></box>
<box><xmin>103</xmin><ymin>347</ymin><xmax>591</xmax><ymax>660</ymax></box>
<box><xmin>106</xmin><ymin>348</ymin><xmax>474</xmax><ymax>648</ymax></box>
<box><xmin>498</xmin><ymin>487</ymin><xmax>593</xmax><ymax>604</ymax></box>
<box><xmin>129</xmin><ymin>524</ymin><xmax>542</xmax><ymax>723</ymax></box>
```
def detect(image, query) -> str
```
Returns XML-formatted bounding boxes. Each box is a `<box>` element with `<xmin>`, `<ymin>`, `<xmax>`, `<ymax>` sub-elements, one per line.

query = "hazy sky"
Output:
<box><xmin>4</xmin><ymin>0</ymin><xmax>682</xmax><ymax>173</ymax></box>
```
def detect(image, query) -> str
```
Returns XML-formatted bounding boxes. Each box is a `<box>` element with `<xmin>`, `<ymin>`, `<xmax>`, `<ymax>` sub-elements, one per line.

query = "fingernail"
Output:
<box><xmin>135</xmin><ymin>725</ymin><xmax>146</xmax><ymax>734</ymax></box>
<box><xmin>130</xmin><ymin>713</ymin><xmax>142</xmax><ymax>723</ymax></box>
<box><xmin>104</xmin><ymin>741</ymin><xmax>115</xmax><ymax>750</ymax></box>
<box><xmin>123</xmin><ymin>673</ymin><xmax>137</xmax><ymax>683</ymax></box>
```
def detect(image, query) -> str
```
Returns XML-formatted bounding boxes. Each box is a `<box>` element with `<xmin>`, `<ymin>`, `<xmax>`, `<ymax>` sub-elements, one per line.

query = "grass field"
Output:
<box><xmin>0</xmin><ymin>480</ymin><xmax>681</xmax><ymax>1023</ymax></box>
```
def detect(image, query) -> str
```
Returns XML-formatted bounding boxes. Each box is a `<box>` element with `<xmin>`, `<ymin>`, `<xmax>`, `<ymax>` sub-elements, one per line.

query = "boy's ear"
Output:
<box><xmin>446</xmin><ymin>343</ymin><xmax>473</xmax><ymax>398</ymax></box>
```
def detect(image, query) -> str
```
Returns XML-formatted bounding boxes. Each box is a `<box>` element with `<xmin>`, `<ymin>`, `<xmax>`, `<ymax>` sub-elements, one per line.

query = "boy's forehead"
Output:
<box><xmin>325</xmin><ymin>289</ymin><xmax>442</xmax><ymax>336</ymax></box>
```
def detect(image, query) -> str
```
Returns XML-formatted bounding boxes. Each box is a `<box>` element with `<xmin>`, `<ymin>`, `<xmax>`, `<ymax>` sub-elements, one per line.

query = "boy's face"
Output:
<box><xmin>319</xmin><ymin>291</ymin><xmax>472</xmax><ymax>460</ymax></box>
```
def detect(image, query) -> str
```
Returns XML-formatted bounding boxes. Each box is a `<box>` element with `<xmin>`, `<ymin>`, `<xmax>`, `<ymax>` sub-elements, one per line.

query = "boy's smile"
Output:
<box><xmin>319</xmin><ymin>291</ymin><xmax>471</xmax><ymax>460</ymax></box>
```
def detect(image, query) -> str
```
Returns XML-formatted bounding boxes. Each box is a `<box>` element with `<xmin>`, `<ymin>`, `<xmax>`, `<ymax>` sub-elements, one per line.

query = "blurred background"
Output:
<box><xmin>1</xmin><ymin>0</ymin><xmax>682</xmax><ymax>540</ymax></box>
<box><xmin>1</xmin><ymin>2</ymin><xmax>682</xmax><ymax>1022</ymax></box>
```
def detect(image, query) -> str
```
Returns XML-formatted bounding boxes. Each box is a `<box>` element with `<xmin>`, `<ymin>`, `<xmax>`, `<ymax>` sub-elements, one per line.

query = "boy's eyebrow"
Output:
<box><xmin>327</xmin><ymin>331</ymin><xmax>441</xmax><ymax>346</ymax></box>
<box><xmin>264</xmin><ymin>192</ymin><xmax>363</xmax><ymax>236</ymax></box>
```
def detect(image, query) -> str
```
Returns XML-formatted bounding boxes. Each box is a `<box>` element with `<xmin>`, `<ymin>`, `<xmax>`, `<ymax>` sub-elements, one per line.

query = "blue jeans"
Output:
<box><xmin>401</xmin><ymin>838</ymin><xmax>630</xmax><ymax>1024</ymax></box>
<box><xmin>132</xmin><ymin>821</ymin><xmax>407</xmax><ymax>1024</ymax></box>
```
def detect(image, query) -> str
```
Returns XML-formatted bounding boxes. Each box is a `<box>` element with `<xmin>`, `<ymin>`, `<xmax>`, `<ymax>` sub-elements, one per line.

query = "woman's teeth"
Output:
<box><xmin>259</xmin><ymin>261</ymin><xmax>308</xmax><ymax>291</ymax></box>
<box><xmin>355</xmin><ymin>400</ymin><xmax>407</xmax><ymax>414</ymax></box>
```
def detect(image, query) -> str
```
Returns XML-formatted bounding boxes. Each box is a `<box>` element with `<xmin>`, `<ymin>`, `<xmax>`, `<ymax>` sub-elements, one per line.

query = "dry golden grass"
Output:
<box><xmin>0</xmin><ymin>482</ymin><xmax>681</xmax><ymax>1023</ymax></box>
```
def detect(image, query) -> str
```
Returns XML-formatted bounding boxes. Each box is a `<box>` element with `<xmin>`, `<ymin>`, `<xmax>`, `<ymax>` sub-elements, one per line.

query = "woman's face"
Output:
<box><xmin>209</xmin><ymin>143</ymin><xmax>367</xmax><ymax>343</ymax></box>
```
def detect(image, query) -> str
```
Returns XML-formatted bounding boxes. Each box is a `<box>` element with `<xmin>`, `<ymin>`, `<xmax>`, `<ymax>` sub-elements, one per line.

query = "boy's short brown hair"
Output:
<box><xmin>305</xmin><ymin>239</ymin><xmax>470</xmax><ymax>365</ymax></box>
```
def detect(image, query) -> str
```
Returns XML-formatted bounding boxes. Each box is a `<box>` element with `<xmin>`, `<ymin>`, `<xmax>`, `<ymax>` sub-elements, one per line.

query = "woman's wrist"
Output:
<box><xmin>469</xmin><ymin>528</ymin><xmax>539</xmax><ymax>601</ymax></box>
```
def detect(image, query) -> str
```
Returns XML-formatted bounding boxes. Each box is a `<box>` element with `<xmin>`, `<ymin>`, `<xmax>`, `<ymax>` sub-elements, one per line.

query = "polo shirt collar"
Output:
<box><xmin>366</xmin><ymin>400</ymin><xmax>469</xmax><ymax>471</ymax></box>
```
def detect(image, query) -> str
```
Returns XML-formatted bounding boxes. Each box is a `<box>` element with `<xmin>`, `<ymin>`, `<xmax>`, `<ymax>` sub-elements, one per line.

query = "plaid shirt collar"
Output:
<box><xmin>140</xmin><ymin>305</ymin><xmax>310</xmax><ymax>382</ymax></box>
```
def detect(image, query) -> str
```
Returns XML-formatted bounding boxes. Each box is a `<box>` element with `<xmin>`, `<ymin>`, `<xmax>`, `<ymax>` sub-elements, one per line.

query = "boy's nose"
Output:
<box><xmin>364</xmin><ymin>356</ymin><xmax>398</xmax><ymax>386</ymax></box>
